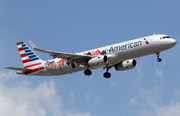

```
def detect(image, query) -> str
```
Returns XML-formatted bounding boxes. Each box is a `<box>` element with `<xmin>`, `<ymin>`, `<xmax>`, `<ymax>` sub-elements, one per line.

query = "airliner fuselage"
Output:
<box><xmin>6</xmin><ymin>34</ymin><xmax>177</xmax><ymax>78</ymax></box>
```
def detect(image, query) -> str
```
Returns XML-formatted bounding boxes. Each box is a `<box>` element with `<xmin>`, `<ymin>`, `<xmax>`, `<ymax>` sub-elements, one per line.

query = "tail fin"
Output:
<box><xmin>16</xmin><ymin>41</ymin><xmax>43</xmax><ymax>69</ymax></box>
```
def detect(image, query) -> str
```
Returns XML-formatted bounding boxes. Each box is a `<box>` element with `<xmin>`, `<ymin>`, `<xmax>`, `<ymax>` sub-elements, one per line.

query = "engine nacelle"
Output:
<box><xmin>114</xmin><ymin>59</ymin><xmax>137</xmax><ymax>71</ymax></box>
<box><xmin>88</xmin><ymin>55</ymin><xmax>108</xmax><ymax>67</ymax></box>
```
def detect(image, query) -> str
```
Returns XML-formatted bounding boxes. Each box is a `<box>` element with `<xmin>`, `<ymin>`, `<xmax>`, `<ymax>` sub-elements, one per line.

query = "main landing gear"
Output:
<box><xmin>103</xmin><ymin>72</ymin><xmax>111</xmax><ymax>78</ymax></box>
<box><xmin>156</xmin><ymin>52</ymin><xmax>162</xmax><ymax>62</ymax></box>
<box><xmin>84</xmin><ymin>68</ymin><xmax>111</xmax><ymax>78</ymax></box>
<box><xmin>103</xmin><ymin>67</ymin><xmax>111</xmax><ymax>78</ymax></box>
<box><xmin>84</xmin><ymin>69</ymin><xmax>92</xmax><ymax>76</ymax></box>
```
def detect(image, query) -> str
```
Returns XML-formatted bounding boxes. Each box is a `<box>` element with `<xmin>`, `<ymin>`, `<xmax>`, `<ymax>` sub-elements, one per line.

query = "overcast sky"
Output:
<box><xmin>1</xmin><ymin>0</ymin><xmax>180</xmax><ymax>116</ymax></box>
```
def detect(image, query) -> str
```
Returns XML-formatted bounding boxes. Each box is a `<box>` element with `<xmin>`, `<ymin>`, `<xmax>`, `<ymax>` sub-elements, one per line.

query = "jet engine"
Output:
<box><xmin>114</xmin><ymin>59</ymin><xmax>137</xmax><ymax>71</ymax></box>
<box><xmin>88</xmin><ymin>55</ymin><xmax>108</xmax><ymax>67</ymax></box>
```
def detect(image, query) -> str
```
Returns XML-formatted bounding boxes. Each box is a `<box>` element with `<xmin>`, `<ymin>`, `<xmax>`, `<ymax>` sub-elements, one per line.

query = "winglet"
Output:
<box><xmin>29</xmin><ymin>40</ymin><xmax>37</xmax><ymax>49</ymax></box>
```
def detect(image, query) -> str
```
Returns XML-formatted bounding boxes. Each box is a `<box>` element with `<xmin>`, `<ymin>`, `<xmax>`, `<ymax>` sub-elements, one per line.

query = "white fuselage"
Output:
<box><xmin>26</xmin><ymin>34</ymin><xmax>176</xmax><ymax>76</ymax></box>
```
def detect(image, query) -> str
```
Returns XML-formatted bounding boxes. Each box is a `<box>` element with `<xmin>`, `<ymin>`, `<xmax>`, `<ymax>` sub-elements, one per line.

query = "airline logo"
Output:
<box><xmin>144</xmin><ymin>38</ymin><xmax>149</xmax><ymax>44</ymax></box>
<box><xmin>16</xmin><ymin>42</ymin><xmax>42</xmax><ymax>69</ymax></box>
<box><xmin>84</xmin><ymin>40</ymin><xmax>142</xmax><ymax>56</ymax></box>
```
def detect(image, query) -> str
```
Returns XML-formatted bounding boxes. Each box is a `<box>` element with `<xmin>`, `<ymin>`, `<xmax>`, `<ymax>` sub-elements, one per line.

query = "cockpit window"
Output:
<box><xmin>160</xmin><ymin>36</ymin><xmax>170</xmax><ymax>40</ymax></box>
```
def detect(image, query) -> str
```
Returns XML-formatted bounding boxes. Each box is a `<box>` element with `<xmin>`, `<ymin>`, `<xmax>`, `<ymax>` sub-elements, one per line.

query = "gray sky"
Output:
<box><xmin>0</xmin><ymin>0</ymin><xmax>180</xmax><ymax>116</ymax></box>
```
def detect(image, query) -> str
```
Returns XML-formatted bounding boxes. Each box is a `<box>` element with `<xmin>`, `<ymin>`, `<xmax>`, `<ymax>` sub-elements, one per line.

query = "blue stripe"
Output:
<box><xmin>23</xmin><ymin>47</ymin><xmax>29</xmax><ymax>50</ymax></box>
<box><xmin>25</xmin><ymin>50</ymin><xmax>31</xmax><ymax>52</ymax></box>
<box><xmin>28</xmin><ymin>55</ymin><xmax>36</xmax><ymax>58</ymax></box>
<box><xmin>21</xmin><ymin>44</ymin><xmax>26</xmax><ymax>47</ymax></box>
<box><xmin>27</xmin><ymin>52</ymin><xmax>34</xmax><ymax>55</ymax></box>
<box><xmin>20</xmin><ymin>42</ymin><xmax>24</xmax><ymax>44</ymax></box>
<box><xmin>30</xmin><ymin>58</ymin><xmax>39</xmax><ymax>61</ymax></box>
<box><xmin>30</xmin><ymin>57</ymin><xmax>38</xmax><ymax>60</ymax></box>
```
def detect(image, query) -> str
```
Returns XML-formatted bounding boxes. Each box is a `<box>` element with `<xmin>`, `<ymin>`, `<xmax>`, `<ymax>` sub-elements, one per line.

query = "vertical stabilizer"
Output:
<box><xmin>16</xmin><ymin>42</ymin><xmax>43</xmax><ymax>69</ymax></box>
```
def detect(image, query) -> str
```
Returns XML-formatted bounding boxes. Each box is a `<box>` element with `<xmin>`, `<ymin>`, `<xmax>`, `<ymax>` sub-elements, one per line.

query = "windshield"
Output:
<box><xmin>160</xmin><ymin>36</ymin><xmax>170</xmax><ymax>39</ymax></box>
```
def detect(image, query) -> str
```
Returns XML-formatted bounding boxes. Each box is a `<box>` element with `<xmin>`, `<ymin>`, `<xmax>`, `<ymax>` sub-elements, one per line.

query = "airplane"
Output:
<box><xmin>5</xmin><ymin>34</ymin><xmax>177</xmax><ymax>78</ymax></box>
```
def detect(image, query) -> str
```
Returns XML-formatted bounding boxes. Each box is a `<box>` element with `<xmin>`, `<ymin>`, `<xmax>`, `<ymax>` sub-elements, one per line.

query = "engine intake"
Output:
<box><xmin>115</xmin><ymin>59</ymin><xmax>137</xmax><ymax>71</ymax></box>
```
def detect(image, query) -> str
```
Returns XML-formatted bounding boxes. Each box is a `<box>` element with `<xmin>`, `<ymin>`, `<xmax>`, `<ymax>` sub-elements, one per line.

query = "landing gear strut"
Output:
<box><xmin>103</xmin><ymin>68</ymin><xmax>111</xmax><ymax>78</ymax></box>
<box><xmin>84</xmin><ymin>69</ymin><xmax>92</xmax><ymax>76</ymax></box>
<box><xmin>156</xmin><ymin>52</ymin><xmax>162</xmax><ymax>62</ymax></box>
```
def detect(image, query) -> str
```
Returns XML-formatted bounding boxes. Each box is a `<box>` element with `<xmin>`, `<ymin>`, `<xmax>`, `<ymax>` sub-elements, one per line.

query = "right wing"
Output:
<box><xmin>29</xmin><ymin>40</ymin><xmax>94</xmax><ymax>64</ymax></box>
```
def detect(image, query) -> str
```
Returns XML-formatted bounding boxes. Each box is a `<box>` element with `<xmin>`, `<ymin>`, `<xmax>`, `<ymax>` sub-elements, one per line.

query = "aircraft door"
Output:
<box><xmin>151</xmin><ymin>39</ymin><xmax>155</xmax><ymax>45</ymax></box>
<box><xmin>145</xmin><ymin>38</ymin><xmax>156</xmax><ymax>53</ymax></box>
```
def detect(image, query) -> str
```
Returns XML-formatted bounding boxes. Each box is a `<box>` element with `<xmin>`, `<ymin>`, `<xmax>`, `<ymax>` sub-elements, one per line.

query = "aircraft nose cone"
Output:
<box><xmin>169</xmin><ymin>38</ymin><xmax>177</xmax><ymax>47</ymax></box>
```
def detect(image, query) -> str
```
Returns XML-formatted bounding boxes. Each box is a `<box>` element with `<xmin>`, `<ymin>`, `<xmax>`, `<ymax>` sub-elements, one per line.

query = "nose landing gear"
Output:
<box><xmin>156</xmin><ymin>52</ymin><xmax>162</xmax><ymax>62</ymax></box>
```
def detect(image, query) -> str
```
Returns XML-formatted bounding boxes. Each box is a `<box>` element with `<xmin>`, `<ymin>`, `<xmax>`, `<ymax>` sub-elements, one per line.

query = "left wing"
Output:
<box><xmin>29</xmin><ymin>40</ymin><xmax>94</xmax><ymax>64</ymax></box>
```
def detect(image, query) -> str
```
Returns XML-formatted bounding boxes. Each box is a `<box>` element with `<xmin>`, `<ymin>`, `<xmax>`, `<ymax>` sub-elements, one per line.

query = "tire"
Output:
<box><xmin>104</xmin><ymin>72</ymin><xmax>111</xmax><ymax>78</ymax></box>
<box><xmin>157</xmin><ymin>58</ymin><xmax>162</xmax><ymax>62</ymax></box>
<box><xmin>84</xmin><ymin>69</ymin><xmax>92</xmax><ymax>76</ymax></box>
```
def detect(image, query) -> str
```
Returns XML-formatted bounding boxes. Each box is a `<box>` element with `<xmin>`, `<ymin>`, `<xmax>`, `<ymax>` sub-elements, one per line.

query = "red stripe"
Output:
<box><xmin>24</xmin><ymin>66</ymin><xmax>45</xmax><ymax>75</ymax></box>
<box><xmin>20</xmin><ymin>53</ymin><xmax>27</xmax><ymax>58</ymax></box>
<box><xmin>24</xmin><ymin>62</ymin><xmax>41</xmax><ymax>69</ymax></box>
<box><xmin>32</xmin><ymin>68</ymin><xmax>39</xmax><ymax>72</ymax></box>
<box><xmin>17</xmin><ymin>42</ymin><xmax>20</xmax><ymax>45</ymax></box>
<box><xmin>22</xmin><ymin>59</ymin><xmax>31</xmax><ymax>63</ymax></box>
<box><xmin>18</xmin><ymin>47</ymin><xmax>24</xmax><ymax>51</ymax></box>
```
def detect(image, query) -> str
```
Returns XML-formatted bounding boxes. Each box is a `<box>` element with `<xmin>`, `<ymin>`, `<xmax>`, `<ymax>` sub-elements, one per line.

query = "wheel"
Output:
<box><xmin>71</xmin><ymin>62</ymin><xmax>76</xmax><ymax>68</ymax></box>
<box><xmin>107</xmin><ymin>73</ymin><xmax>111</xmax><ymax>78</ymax></box>
<box><xmin>88</xmin><ymin>70</ymin><xmax>92</xmax><ymax>75</ymax></box>
<box><xmin>103</xmin><ymin>72</ymin><xmax>111</xmax><ymax>78</ymax></box>
<box><xmin>84</xmin><ymin>69</ymin><xmax>92</xmax><ymax>76</ymax></box>
<box><xmin>157</xmin><ymin>58</ymin><xmax>162</xmax><ymax>62</ymax></box>
<box><xmin>103</xmin><ymin>72</ymin><xmax>107</xmax><ymax>78</ymax></box>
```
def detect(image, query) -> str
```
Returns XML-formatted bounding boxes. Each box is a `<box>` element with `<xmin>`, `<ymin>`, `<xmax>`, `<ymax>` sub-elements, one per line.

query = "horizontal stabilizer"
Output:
<box><xmin>5</xmin><ymin>67</ymin><xmax>32</xmax><ymax>72</ymax></box>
